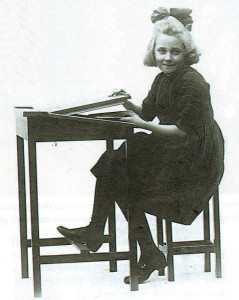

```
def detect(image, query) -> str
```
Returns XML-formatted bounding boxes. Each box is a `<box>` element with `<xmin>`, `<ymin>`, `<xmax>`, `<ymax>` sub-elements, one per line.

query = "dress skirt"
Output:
<box><xmin>91</xmin><ymin>128</ymin><xmax>224</xmax><ymax>225</ymax></box>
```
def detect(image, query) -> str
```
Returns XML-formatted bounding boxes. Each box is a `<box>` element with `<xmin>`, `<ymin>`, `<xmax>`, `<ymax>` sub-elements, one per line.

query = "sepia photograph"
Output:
<box><xmin>0</xmin><ymin>0</ymin><xmax>238</xmax><ymax>299</ymax></box>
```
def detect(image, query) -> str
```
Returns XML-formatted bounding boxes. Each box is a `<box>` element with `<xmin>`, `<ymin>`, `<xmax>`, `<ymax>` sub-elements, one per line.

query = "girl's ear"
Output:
<box><xmin>185</xmin><ymin>24</ymin><xmax>192</xmax><ymax>31</ymax></box>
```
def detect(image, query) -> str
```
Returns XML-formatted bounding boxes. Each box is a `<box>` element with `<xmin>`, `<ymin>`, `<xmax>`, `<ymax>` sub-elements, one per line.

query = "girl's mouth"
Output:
<box><xmin>163</xmin><ymin>64</ymin><xmax>175</xmax><ymax>67</ymax></box>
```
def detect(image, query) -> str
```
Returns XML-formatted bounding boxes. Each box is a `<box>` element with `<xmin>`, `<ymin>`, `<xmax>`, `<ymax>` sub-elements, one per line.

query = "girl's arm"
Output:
<box><xmin>123</xmin><ymin>99</ymin><xmax>144</xmax><ymax>118</ymax></box>
<box><xmin>109</xmin><ymin>90</ymin><xmax>146</xmax><ymax>119</ymax></box>
<box><xmin>142</xmin><ymin>121</ymin><xmax>186</xmax><ymax>137</ymax></box>
<box><xmin>121</xmin><ymin>111</ymin><xmax>186</xmax><ymax>138</ymax></box>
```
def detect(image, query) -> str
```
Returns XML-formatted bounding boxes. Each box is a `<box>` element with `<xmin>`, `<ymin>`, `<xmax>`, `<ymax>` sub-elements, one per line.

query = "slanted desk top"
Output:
<box><xmin>15</xmin><ymin>94</ymin><xmax>135</xmax><ymax>141</ymax></box>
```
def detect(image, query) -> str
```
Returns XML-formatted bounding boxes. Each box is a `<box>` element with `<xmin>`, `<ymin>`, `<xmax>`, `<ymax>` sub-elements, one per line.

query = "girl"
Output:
<box><xmin>57</xmin><ymin>7</ymin><xmax>224</xmax><ymax>284</ymax></box>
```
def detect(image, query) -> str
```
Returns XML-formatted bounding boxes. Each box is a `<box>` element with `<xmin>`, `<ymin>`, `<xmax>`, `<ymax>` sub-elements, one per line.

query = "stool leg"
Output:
<box><xmin>213</xmin><ymin>188</ymin><xmax>222</xmax><ymax>278</ymax></box>
<box><xmin>166</xmin><ymin>221</ymin><xmax>174</xmax><ymax>281</ymax></box>
<box><xmin>108</xmin><ymin>201</ymin><xmax>117</xmax><ymax>272</ymax></box>
<box><xmin>156</xmin><ymin>218</ymin><xmax>165</xmax><ymax>276</ymax></box>
<box><xmin>17</xmin><ymin>136</ymin><xmax>29</xmax><ymax>279</ymax></box>
<box><xmin>203</xmin><ymin>202</ymin><xmax>211</xmax><ymax>272</ymax></box>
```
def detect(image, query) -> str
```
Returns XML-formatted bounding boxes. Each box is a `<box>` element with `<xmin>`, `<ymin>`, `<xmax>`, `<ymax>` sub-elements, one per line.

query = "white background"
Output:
<box><xmin>0</xmin><ymin>0</ymin><xmax>238</xmax><ymax>299</ymax></box>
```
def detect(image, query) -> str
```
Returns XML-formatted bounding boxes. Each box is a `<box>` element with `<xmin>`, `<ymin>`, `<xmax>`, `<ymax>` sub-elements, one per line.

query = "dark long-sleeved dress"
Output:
<box><xmin>91</xmin><ymin>66</ymin><xmax>224</xmax><ymax>225</ymax></box>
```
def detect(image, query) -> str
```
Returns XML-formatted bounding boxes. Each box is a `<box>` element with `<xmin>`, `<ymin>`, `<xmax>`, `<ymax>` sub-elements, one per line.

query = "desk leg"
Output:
<box><xmin>108</xmin><ymin>201</ymin><xmax>117</xmax><ymax>272</ymax></box>
<box><xmin>157</xmin><ymin>218</ymin><xmax>165</xmax><ymax>276</ymax></box>
<box><xmin>126</xmin><ymin>140</ymin><xmax>138</xmax><ymax>291</ymax></box>
<box><xmin>166</xmin><ymin>221</ymin><xmax>175</xmax><ymax>281</ymax></box>
<box><xmin>17</xmin><ymin>136</ymin><xmax>29</xmax><ymax>279</ymax></box>
<box><xmin>128</xmin><ymin>205</ymin><xmax>138</xmax><ymax>291</ymax></box>
<box><xmin>106</xmin><ymin>140</ymin><xmax>117</xmax><ymax>272</ymax></box>
<box><xmin>28</xmin><ymin>139</ymin><xmax>42</xmax><ymax>297</ymax></box>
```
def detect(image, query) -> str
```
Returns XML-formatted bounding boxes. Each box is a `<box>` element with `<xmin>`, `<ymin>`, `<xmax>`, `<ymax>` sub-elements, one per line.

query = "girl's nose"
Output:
<box><xmin>165</xmin><ymin>52</ymin><xmax>172</xmax><ymax>61</ymax></box>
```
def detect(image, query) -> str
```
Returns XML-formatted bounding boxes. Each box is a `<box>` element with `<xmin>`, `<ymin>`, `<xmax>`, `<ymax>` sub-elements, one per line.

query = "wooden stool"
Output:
<box><xmin>156</xmin><ymin>187</ymin><xmax>222</xmax><ymax>281</ymax></box>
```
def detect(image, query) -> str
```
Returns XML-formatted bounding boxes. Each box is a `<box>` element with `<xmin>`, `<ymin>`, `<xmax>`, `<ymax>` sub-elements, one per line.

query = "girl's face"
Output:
<box><xmin>154</xmin><ymin>34</ymin><xmax>186</xmax><ymax>75</ymax></box>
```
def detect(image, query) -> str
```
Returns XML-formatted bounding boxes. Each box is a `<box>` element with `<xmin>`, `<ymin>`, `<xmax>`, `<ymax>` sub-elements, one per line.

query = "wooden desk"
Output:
<box><xmin>15</xmin><ymin>107</ymin><xmax>138</xmax><ymax>297</ymax></box>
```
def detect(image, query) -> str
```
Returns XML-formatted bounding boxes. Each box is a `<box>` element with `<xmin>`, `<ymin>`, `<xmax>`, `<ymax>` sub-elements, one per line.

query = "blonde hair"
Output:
<box><xmin>144</xmin><ymin>16</ymin><xmax>201</xmax><ymax>67</ymax></box>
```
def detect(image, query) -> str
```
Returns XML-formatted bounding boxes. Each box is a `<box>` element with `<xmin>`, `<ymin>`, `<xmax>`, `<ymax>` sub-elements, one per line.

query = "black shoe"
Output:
<box><xmin>57</xmin><ymin>225</ymin><xmax>103</xmax><ymax>252</ymax></box>
<box><xmin>124</xmin><ymin>249</ymin><xmax>167</xmax><ymax>284</ymax></box>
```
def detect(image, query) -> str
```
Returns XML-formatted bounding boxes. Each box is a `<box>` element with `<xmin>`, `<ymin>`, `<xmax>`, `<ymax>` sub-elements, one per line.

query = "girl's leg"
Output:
<box><xmin>103</xmin><ymin>166</ymin><xmax>159</xmax><ymax>255</ymax></box>
<box><xmin>87</xmin><ymin>179</ymin><xmax>112</xmax><ymax>233</ymax></box>
<box><xmin>130</xmin><ymin>207</ymin><xmax>158</xmax><ymax>254</ymax></box>
<box><xmin>57</xmin><ymin>178</ymin><xmax>113</xmax><ymax>252</ymax></box>
<box><xmin>123</xmin><ymin>204</ymin><xmax>167</xmax><ymax>284</ymax></box>
<box><xmin>108</xmin><ymin>182</ymin><xmax>159</xmax><ymax>256</ymax></box>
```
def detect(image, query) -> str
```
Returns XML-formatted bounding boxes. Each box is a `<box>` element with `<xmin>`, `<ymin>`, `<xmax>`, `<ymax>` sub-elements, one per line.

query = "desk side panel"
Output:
<box><xmin>27</xmin><ymin>116</ymin><xmax>134</xmax><ymax>142</ymax></box>
<box><xmin>15</xmin><ymin>108</ymin><xmax>30</xmax><ymax>140</ymax></box>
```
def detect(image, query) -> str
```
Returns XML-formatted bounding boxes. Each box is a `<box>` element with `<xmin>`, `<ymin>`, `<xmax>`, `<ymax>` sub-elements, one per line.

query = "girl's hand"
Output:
<box><xmin>120</xmin><ymin>110</ymin><xmax>146</xmax><ymax>127</ymax></box>
<box><xmin>109</xmin><ymin>88</ymin><xmax>128</xmax><ymax>97</ymax></box>
<box><xmin>123</xmin><ymin>99</ymin><xmax>134</xmax><ymax>111</ymax></box>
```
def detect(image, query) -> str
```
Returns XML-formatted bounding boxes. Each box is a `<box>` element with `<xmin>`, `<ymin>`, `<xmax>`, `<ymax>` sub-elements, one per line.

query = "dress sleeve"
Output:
<box><xmin>141</xmin><ymin>74</ymin><xmax>161</xmax><ymax>121</ymax></box>
<box><xmin>175</xmin><ymin>72</ymin><xmax>213</xmax><ymax>136</ymax></box>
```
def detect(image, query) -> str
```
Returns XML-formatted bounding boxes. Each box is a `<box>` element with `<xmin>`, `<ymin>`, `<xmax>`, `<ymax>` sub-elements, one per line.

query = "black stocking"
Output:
<box><xmin>91</xmin><ymin>177</ymin><xmax>157</xmax><ymax>256</ymax></box>
<box><xmin>88</xmin><ymin>179</ymin><xmax>112</xmax><ymax>234</ymax></box>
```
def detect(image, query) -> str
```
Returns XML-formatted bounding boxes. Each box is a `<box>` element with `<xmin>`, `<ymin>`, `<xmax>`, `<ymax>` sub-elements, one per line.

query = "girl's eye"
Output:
<box><xmin>158</xmin><ymin>49</ymin><xmax>167</xmax><ymax>54</ymax></box>
<box><xmin>172</xmin><ymin>50</ymin><xmax>182</xmax><ymax>55</ymax></box>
